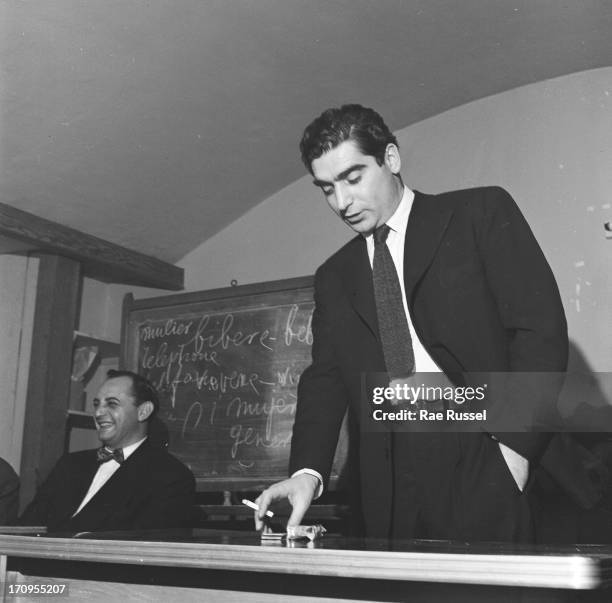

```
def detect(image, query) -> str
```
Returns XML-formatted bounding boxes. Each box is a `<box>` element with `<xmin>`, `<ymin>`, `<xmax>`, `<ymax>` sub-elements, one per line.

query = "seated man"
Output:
<box><xmin>0</xmin><ymin>457</ymin><xmax>19</xmax><ymax>524</ymax></box>
<box><xmin>19</xmin><ymin>370</ymin><xmax>195</xmax><ymax>532</ymax></box>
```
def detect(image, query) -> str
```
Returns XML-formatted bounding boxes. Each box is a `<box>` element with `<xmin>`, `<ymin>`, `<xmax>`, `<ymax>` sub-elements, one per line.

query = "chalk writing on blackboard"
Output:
<box><xmin>122</xmin><ymin>278</ymin><xmax>346</xmax><ymax>490</ymax></box>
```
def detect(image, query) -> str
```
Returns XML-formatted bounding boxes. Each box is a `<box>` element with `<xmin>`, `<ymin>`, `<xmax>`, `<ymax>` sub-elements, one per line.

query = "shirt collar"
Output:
<box><xmin>386</xmin><ymin>186</ymin><xmax>414</xmax><ymax>235</ymax></box>
<box><xmin>104</xmin><ymin>436</ymin><xmax>147</xmax><ymax>460</ymax></box>
<box><xmin>364</xmin><ymin>186</ymin><xmax>414</xmax><ymax>241</ymax></box>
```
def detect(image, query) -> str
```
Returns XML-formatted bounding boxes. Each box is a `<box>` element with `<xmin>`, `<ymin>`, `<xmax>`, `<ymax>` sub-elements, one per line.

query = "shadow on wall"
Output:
<box><xmin>533</xmin><ymin>342</ymin><xmax>612</xmax><ymax>544</ymax></box>
<box><xmin>559</xmin><ymin>342</ymin><xmax>612</xmax><ymax>435</ymax></box>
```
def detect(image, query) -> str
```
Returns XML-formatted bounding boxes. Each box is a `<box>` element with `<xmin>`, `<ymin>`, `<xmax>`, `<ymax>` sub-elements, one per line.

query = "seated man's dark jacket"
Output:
<box><xmin>0</xmin><ymin>458</ymin><xmax>19</xmax><ymax>524</ymax></box>
<box><xmin>19</xmin><ymin>440</ymin><xmax>195</xmax><ymax>532</ymax></box>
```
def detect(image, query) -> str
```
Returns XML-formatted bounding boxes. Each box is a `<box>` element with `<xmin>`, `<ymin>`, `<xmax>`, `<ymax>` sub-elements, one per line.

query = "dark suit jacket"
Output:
<box><xmin>0</xmin><ymin>458</ymin><xmax>19</xmax><ymax>525</ymax></box>
<box><xmin>19</xmin><ymin>440</ymin><xmax>195</xmax><ymax>533</ymax></box>
<box><xmin>290</xmin><ymin>186</ymin><xmax>585</xmax><ymax>540</ymax></box>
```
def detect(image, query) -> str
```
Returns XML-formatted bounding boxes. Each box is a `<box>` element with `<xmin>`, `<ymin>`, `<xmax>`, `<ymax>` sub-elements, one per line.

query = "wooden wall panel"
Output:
<box><xmin>19</xmin><ymin>255</ymin><xmax>81</xmax><ymax>508</ymax></box>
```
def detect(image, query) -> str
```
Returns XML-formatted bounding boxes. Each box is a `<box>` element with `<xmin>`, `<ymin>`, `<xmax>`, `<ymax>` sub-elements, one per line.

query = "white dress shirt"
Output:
<box><xmin>73</xmin><ymin>437</ymin><xmax>147</xmax><ymax>516</ymax></box>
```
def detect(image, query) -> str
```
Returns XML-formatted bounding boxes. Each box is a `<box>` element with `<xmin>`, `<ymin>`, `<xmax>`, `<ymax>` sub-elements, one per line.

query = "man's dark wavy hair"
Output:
<box><xmin>299</xmin><ymin>104</ymin><xmax>398</xmax><ymax>174</ymax></box>
<box><xmin>106</xmin><ymin>369</ymin><xmax>159</xmax><ymax>418</ymax></box>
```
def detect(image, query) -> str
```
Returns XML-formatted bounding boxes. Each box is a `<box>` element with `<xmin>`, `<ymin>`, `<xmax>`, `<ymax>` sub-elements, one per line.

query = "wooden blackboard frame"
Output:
<box><xmin>120</xmin><ymin>276</ymin><xmax>348</xmax><ymax>492</ymax></box>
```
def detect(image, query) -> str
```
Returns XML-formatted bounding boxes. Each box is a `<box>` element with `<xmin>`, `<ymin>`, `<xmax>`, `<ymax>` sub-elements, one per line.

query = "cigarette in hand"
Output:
<box><xmin>242</xmin><ymin>498</ymin><xmax>274</xmax><ymax>518</ymax></box>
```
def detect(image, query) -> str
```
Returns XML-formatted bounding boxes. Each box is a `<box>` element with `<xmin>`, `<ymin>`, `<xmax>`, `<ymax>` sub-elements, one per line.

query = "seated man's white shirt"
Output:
<box><xmin>73</xmin><ymin>437</ymin><xmax>147</xmax><ymax>516</ymax></box>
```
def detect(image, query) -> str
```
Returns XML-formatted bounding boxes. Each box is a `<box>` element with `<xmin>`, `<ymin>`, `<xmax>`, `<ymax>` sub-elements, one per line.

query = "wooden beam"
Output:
<box><xmin>19</xmin><ymin>255</ymin><xmax>82</xmax><ymax>509</ymax></box>
<box><xmin>0</xmin><ymin>203</ymin><xmax>183</xmax><ymax>291</ymax></box>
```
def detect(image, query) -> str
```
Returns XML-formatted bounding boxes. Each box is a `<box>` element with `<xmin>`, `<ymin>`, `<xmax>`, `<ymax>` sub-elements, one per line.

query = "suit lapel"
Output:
<box><xmin>49</xmin><ymin>451</ymin><xmax>99</xmax><ymax>529</ymax></box>
<box><xmin>341</xmin><ymin>192</ymin><xmax>453</xmax><ymax>338</ymax></box>
<box><xmin>74</xmin><ymin>442</ymin><xmax>150</xmax><ymax>529</ymax></box>
<box><xmin>403</xmin><ymin>191</ymin><xmax>453</xmax><ymax>300</ymax></box>
<box><xmin>64</xmin><ymin>451</ymin><xmax>99</xmax><ymax>516</ymax></box>
<box><xmin>75</xmin><ymin>452</ymin><xmax>100</xmax><ymax>497</ymax></box>
<box><xmin>93</xmin><ymin>441</ymin><xmax>150</xmax><ymax>501</ymax></box>
<box><xmin>342</xmin><ymin>238</ymin><xmax>379</xmax><ymax>340</ymax></box>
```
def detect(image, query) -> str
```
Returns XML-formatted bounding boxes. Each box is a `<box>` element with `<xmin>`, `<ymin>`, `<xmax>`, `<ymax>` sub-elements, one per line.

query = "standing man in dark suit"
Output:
<box><xmin>20</xmin><ymin>370</ymin><xmax>195</xmax><ymax>532</ymax></box>
<box><xmin>255</xmin><ymin>104</ymin><xmax>579</xmax><ymax>542</ymax></box>
<box><xmin>0</xmin><ymin>457</ymin><xmax>19</xmax><ymax>525</ymax></box>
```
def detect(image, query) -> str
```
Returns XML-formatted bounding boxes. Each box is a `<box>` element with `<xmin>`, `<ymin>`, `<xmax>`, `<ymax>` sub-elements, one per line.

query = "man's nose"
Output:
<box><xmin>335</xmin><ymin>184</ymin><xmax>351</xmax><ymax>212</ymax></box>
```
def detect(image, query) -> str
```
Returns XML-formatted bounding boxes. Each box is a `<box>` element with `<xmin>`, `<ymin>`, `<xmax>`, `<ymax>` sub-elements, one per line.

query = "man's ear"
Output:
<box><xmin>384</xmin><ymin>143</ymin><xmax>401</xmax><ymax>174</ymax></box>
<box><xmin>137</xmin><ymin>401</ymin><xmax>154</xmax><ymax>422</ymax></box>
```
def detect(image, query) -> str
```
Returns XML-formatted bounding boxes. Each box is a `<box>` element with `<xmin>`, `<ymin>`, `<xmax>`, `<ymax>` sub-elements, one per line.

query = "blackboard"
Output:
<box><xmin>121</xmin><ymin>276</ymin><xmax>348</xmax><ymax>491</ymax></box>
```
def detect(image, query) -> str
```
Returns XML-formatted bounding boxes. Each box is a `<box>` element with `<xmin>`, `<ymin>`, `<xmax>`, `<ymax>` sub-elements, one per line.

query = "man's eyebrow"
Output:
<box><xmin>312</xmin><ymin>164</ymin><xmax>366</xmax><ymax>187</ymax></box>
<box><xmin>93</xmin><ymin>396</ymin><xmax>120</xmax><ymax>403</ymax></box>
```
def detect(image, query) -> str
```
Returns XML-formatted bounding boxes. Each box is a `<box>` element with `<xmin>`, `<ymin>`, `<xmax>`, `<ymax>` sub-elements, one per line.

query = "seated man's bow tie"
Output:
<box><xmin>96</xmin><ymin>447</ymin><xmax>124</xmax><ymax>464</ymax></box>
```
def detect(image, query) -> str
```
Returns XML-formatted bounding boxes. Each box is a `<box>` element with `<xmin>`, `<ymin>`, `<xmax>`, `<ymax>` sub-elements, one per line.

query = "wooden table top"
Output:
<box><xmin>1</xmin><ymin>527</ymin><xmax>611</xmax><ymax>590</ymax></box>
